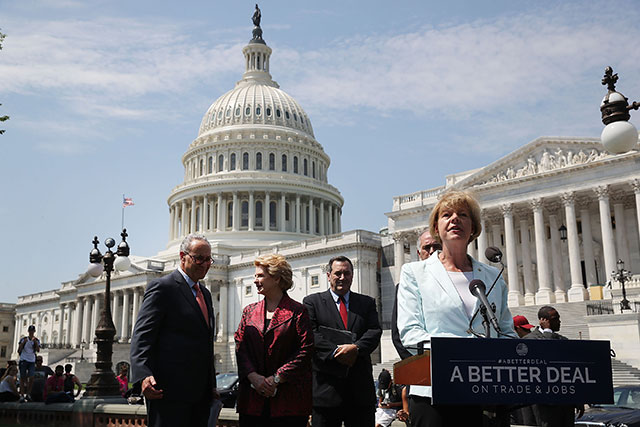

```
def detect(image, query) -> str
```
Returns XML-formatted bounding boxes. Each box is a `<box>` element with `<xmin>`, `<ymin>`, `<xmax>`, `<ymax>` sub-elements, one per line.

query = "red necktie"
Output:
<box><xmin>339</xmin><ymin>296</ymin><xmax>348</xmax><ymax>328</ymax></box>
<box><xmin>194</xmin><ymin>284</ymin><xmax>210</xmax><ymax>328</ymax></box>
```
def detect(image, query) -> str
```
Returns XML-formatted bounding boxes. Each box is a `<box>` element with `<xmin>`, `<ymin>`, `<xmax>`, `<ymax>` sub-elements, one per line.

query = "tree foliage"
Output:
<box><xmin>0</xmin><ymin>29</ymin><xmax>8</xmax><ymax>135</ymax></box>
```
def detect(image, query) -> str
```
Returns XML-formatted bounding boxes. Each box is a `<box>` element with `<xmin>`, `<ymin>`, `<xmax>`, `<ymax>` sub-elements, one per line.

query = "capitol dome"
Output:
<box><xmin>165</xmin><ymin>26</ymin><xmax>344</xmax><ymax>252</ymax></box>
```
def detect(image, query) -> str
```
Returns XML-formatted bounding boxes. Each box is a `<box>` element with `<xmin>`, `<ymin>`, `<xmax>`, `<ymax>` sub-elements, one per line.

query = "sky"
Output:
<box><xmin>1</xmin><ymin>0</ymin><xmax>640</xmax><ymax>302</ymax></box>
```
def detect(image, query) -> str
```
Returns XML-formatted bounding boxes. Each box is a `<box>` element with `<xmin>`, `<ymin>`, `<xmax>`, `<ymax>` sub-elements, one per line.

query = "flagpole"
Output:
<box><xmin>121</xmin><ymin>194</ymin><xmax>125</xmax><ymax>230</ymax></box>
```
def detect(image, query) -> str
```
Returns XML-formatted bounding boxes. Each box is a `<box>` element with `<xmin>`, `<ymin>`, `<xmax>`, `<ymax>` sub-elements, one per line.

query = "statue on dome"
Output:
<box><xmin>251</xmin><ymin>4</ymin><xmax>264</xmax><ymax>43</ymax></box>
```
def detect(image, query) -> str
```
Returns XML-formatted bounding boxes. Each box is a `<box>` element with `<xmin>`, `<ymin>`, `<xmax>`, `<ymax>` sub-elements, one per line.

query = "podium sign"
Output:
<box><xmin>430</xmin><ymin>337</ymin><xmax>613</xmax><ymax>405</ymax></box>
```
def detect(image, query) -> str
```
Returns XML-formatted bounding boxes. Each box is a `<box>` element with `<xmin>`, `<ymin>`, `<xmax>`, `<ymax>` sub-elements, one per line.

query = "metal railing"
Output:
<box><xmin>586</xmin><ymin>300</ymin><xmax>640</xmax><ymax>315</ymax></box>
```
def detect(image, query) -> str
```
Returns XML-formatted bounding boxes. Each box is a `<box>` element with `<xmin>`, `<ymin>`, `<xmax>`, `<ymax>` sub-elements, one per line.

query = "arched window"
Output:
<box><xmin>256</xmin><ymin>201</ymin><xmax>263</xmax><ymax>227</ymax></box>
<box><xmin>285</xmin><ymin>202</ymin><xmax>290</xmax><ymax>221</ymax></box>
<box><xmin>235</xmin><ymin>106</ymin><xmax>241</xmax><ymax>116</ymax></box>
<box><xmin>218</xmin><ymin>154</ymin><xmax>224</xmax><ymax>172</ymax></box>
<box><xmin>256</xmin><ymin>106</ymin><xmax>261</xmax><ymax>116</ymax></box>
<box><xmin>256</xmin><ymin>152</ymin><xmax>262</xmax><ymax>170</ymax></box>
<box><xmin>305</xmin><ymin>206</ymin><xmax>310</xmax><ymax>233</ymax></box>
<box><xmin>241</xmin><ymin>201</ymin><xmax>249</xmax><ymax>227</ymax></box>
<box><xmin>208</xmin><ymin>156</ymin><xmax>213</xmax><ymax>174</ymax></box>
<box><xmin>303</xmin><ymin>159</ymin><xmax>308</xmax><ymax>176</ymax></box>
<box><xmin>312</xmin><ymin>161</ymin><xmax>316</xmax><ymax>178</ymax></box>
<box><xmin>266</xmin><ymin>107</ymin><xmax>272</xmax><ymax>117</ymax></box>
<box><xmin>282</xmin><ymin>154</ymin><xmax>287</xmax><ymax>172</ymax></box>
<box><xmin>269</xmin><ymin>153</ymin><xmax>275</xmax><ymax>170</ymax></box>
<box><xmin>315</xmin><ymin>207</ymin><xmax>320</xmax><ymax>234</ymax></box>
<box><xmin>227</xmin><ymin>202</ymin><xmax>233</xmax><ymax>228</ymax></box>
<box><xmin>199</xmin><ymin>159</ymin><xmax>204</xmax><ymax>176</ymax></box>
<box><xmin>270</xmin><ymin>201</ymin><xmax>277</xmax><ymax>228</ymax></box>
<box><xmin>230</xmin><ymin>153</ymin><xmax>236</xmax><ymax>170</ymax></box>
<box><xmin>293</xmin><ymin>156</ymin><xmax>299</xmax><ymax>174</ymax></box>
<box><xmin>242</xmin><ymin>152</ymin><xmax>249</xmax><ymax>170</ymax></box>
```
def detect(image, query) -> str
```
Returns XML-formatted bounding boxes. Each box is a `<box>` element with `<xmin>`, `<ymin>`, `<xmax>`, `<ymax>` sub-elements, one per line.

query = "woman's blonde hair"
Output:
<box><xmin>254</xmin><ymin>254</ymin><xmax>294</xmax><ymax>292</ymax></box>
<box><xmin>429</xmin><ymin>190</ymin><xmax>482</xmax><ymax>244</ymax></box>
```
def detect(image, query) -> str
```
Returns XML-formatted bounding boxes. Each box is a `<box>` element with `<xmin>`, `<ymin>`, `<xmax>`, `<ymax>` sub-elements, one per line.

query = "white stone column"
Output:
<box><xmin>502</xmin><ymin>204</ymin><xmax>522</xmax><ymax>306</ymax></box>
<box><xmin>319</xmin><ymin>201</ymin><xmax>325</xmax><ymax>235</ymax></box>
<box><xmin>168</xmin><ymin>206</ymin><xmax>174</xmax><ymax>241</ymax></box>
<box><xmin>217</xmin><ymin>193</ymin><xmax>224</xmax><ymax>231</ymax></box>
<box><xmin>57</xmin><ymin>303</ymin><xmax>65</xmax><ymax>345</ymax></box>
<box><xmin>477</xmin><ymin>215</ymin><xmax>488</xmax><ymax>263</ymax></box>
<box><xmin>295</xmin><ymin>195</ymin><xmax>301</xmax><ymax>233</ymax></box>
<box><xmin>82</xmin><ymin>297</ymin><xmax>92</xmax><ymax>344</ymax></box>
<box><xmin>409</xmin><ymin>232</ymin><xmax>419</xmax><ymax>262</ymax></box>
<box><xmin>531</xmin><ymin>199</ymin><xmax>553</xmax><ymax>303</ymax></box>
<box><xmin>393</xmin><ymin>233</ymin><xmax>405</xmax><ymax>283</ymax></box>
<box><xmin>632</xmin><ymin>179</ymin><xmax>640</xmax><ymax>251</ymax></box>
<box><xmin>131</xmin><ymin>287</ymin><xmax>141</xmax><ymax>331</ymax></box>
<box><xmin>121</xmin><ymin>290</ymin><xmax>131</xmax><ymax>341</ymax></box>
<box><xmin>519</xmin><ymin>215</ymin><xmax>535</xmax><ymax>305</ymax></box>
<box><xmin>613</xmin><ymin>195</ymin><xmax>631</xmax><ymax>268</ymax></box>
<box><xmin>248</xmin><ymin>192</ymin><xmax>255</xmax><ymax>231</ymax></box>
<box><xmin>561</xmin><ymin>192</ymin><xmax>588</xmax><ymax>301</ymax></box>
<box><xmin>547</xmin><ymin>207</ymin><xmax>567</xmax><ymax>302</ymax></box>
<box><xmin>73</xmin><ymin>298</ymin><xmax>83</xmax><ymax>346</ymax></box>
<box><xmin>265</xmin><ymin>192</ymin><xmax>271</xmax><ymax>231</ymax></box>
<box><xmin>112</xmin><ymin>291</ymin><xmax>122</xmax><ymax>339</ymax></box>
<box><xmin>190</xmin><ymin>197</ymin><xmax>197</xmax><ymax>233</ymax></box>
<box><xmin>232</xmin><ymin>192</ymin><xmax>238</xmax><ymax>232</ymax></box>
<box><xmin>337</xmin><ymin>208</ymin><xmax>341</xmax><ymax>232</ymax></box>
<box><xmin>218</xmin><ymin>281</ymin><xmax>228</xmax><ymax>341</ymax></box>
<box><xmin>280</xmin><ymin>194</ymin><xmax>286</xmax><ymax>232</ymax></box>
<box><xmin>202</xmin><ymin>194</ymin><xmax>208</xmax><ymax>232</ymax></box>
<box><xmin>578</xmin><ymin>199</ymin><xmax>597</xmax><ymax>287</ymax></box>
<box><xmin>491</xmin><ymin>223</ymin><xmax>502</xmax><ymax>252</ymax></box>
<box><xmin>13</xmin><ymin>316</ymin><xmax>21</xmax><ymax>354</ymax></box>
<box><xmin>308</xmin><ymin>197</ymin><xmax>313</xmax><ymax>234</ymax></box>
<box><xmin>64</xmin><ymin>303</ymin><xmax>73</xmax><ymax>345</ymax></box>
<box><xmin>595</xmin><ymin>185</ymin><xmax>617</xmax><ymax>295</ymax></box>
<box><xmin>181</xmin><ymin>201</ymin><xmax>187</xmax><ymax>237</ymax></box>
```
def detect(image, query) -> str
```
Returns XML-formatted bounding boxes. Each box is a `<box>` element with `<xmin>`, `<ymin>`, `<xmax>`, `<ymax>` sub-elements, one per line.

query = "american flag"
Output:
<box><xmin>123</xmin><ymin>197</ymin><xmax>135</xmax><ymax>208</ymax></box>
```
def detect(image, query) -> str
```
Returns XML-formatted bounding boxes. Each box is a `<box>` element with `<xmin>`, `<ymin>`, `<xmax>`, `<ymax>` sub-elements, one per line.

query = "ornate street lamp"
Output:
<box><xmin>558</xmin><ymin>224</ymin><xmax>567</xmax><ymax>241</ymax></box>
<box><xmin>84</xmin><ymin>229</ymin><xmax>131</xmax><ymax>397</ymax></box>
<box><xmin>80</xmin><ymin>340</ymin><xmax>85</xmax><ymax>362</ymax></box>
<box><xmin>611</xmin><ymin>258</ymin><xmax>632</xmax><ymax>312</ymax></box>
<box><xmin>600</xmin><ymin>66</ymin><xmax>639</xmax><ymax>154</ymax></box>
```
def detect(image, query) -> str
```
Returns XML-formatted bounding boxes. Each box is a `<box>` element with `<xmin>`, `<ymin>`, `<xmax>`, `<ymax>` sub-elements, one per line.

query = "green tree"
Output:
<box><xmin>0</xmin><ymin>29</ymin><xmax>8</xmax><ymax>135</ymax></box>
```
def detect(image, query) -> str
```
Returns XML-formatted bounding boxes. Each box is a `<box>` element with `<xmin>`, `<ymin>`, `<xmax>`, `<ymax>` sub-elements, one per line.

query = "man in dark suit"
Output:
<box><xmin>130</xmin><ymin>234</ymin><xmax>217</xmax><ymax>427</ymax></box>
<box><xmin>303</xmin><ymin>255</ymin><xmax>382</xmax><ymax>427</ymax></box>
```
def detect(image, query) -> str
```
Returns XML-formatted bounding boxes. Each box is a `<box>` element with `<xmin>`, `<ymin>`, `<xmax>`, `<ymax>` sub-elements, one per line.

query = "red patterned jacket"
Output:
<box><xmin>234</xmin><ymin>293</ymin><xmax>313</xmax><ymax>417</ymax></box>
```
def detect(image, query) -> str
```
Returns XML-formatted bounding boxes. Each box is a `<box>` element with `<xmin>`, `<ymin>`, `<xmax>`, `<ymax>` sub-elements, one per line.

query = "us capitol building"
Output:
<box><xmin>9</xmin><ymin>15</ymin><xmax>640</xmax><ymax>373</ymax></box>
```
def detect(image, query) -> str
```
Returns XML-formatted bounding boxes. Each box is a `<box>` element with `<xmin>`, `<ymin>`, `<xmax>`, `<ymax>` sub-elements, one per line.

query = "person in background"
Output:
<box><xmin>513</xmin><ymin>315</ymin><xmax>535</xmax><ymax>338</ymax></box>
<box><xmin>44</xmin><ymin>365</ymin><xmax>67</xmax><ymax>403</ymax></box>
<box><xmin>375</xmin><ymin>369</ymin><xmax>404</xmax><ymax>427</ymax></box>
<box><xmin>117</xmin><ymin>366</ymin><xmax>129</xmax><ymax>397</ymax></box>
<box><xmin>235</xmin><ymin>254</ymin><xmax>314</xmax><ymax>427</ymax></box>
<box><xmin>0</xmin><ymin>365</ymin><xmax>20</xmax><ymax>402</ymax></box>
<box><xmin>30</xmin><ymin>356</ymin><xmax>54</xmax><ymax>402</ymax></box>
<box><xmin>17</xmin><ymin>325</ymin><xmax>40</xmax><ymax>400</ymax></box>
<box><xmin>64</xmin><ymin>364</ymin><xmax>83</xmax><ymax>399</ymax></box>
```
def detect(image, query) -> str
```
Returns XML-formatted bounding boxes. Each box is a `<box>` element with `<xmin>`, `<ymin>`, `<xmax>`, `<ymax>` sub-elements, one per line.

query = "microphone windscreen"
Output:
<box><xmin>485</xmin><ymin>246</ymin><xmax>503</xmax><ymax>263</ymax></box>
<box><xmin>468</xmin><ymin>279</ymin><xmax>486</xmax><ymax>297</ymax></box>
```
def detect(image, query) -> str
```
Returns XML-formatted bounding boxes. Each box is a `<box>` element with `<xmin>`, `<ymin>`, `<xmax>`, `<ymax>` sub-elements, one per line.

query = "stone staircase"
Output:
<box><xmin>375</xmin><ymin>300</ymin><xmax>640</xmax><ymax>387</ymax></box>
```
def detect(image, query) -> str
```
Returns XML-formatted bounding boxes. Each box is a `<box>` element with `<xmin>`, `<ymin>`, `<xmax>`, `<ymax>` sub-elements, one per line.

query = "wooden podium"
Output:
<box><xmin>393</xmin><ymin>351</ymin><xmax>431</xmax><ymax>386</ymax></box>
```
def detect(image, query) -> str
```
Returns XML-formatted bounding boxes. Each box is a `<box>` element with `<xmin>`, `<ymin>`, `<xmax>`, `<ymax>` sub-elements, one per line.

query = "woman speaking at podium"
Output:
<box><xmin>397</xmin><ymin>190</ymin><xmax>515</xmax><ymax>426</ymax></box>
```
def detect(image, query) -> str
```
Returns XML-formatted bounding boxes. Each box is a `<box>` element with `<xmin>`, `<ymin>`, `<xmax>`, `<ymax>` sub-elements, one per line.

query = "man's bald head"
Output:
<box><xmin>417</xmin><ymin>230</ymin><xmax>441</xmax><ymax>260</ymax></box>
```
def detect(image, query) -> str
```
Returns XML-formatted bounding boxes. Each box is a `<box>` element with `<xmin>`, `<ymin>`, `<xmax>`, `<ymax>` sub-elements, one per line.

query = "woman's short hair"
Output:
<box><xmin>429</xmin><ymin>190</ymin><xmax>482</xmax><ymax>244</ymax></box>
<box><xmin>254</xmin><ymin>254</ymin><xmax>294</xmax><ymax>292</ymax></box>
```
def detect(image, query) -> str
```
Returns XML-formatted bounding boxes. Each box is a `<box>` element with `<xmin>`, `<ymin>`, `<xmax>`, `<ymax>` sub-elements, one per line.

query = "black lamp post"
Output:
<box><xmin>600</xmin><ymin>66</ymin><xmax>639</xmax><ymax>154</ymax></box>
<box><xmin>558</xmin><ymin>224</ymin><xmax>567</xmax><ymax>241</ymax></box>
<box><xmin>80</xmin><ymin>340</ymin><xmax>85</xmax><ymax>362</ymax></box>
<box><xmin>611</xmin><ymin>258</ymin><xmax>632</xmax><ymax>312</ymax></box>
<box><xmin>83</xmin><ymin>229</ymin><xmax>131</xmax><ymax>397</ymax></box>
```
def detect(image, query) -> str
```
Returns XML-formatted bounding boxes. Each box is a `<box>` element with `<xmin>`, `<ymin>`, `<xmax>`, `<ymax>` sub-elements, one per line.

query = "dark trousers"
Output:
<box><xmin>408</xmin><ymin>395</ymin><xmax>483</xmax><ymax>427</ymax></box>
<box><xmin>147</xmin><ymin>398</ymin><xmax>212</xmax><ymax>427</ymax></box>
<box><xmin>239</xmin><ymin>414</ymin><xmax>309</xmax><ymax>427</ymax></box>
<box><xmin>312</xmin><ymin>405</ymin><xmax>375</xmax><ymax>427</ymax></box>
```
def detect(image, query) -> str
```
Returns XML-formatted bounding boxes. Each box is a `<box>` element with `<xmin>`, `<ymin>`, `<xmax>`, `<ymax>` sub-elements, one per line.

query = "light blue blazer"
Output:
<box><xmin>397</xmin><ymin>252</ymin><xmax>515</xmax><ymax>397</ymax></box>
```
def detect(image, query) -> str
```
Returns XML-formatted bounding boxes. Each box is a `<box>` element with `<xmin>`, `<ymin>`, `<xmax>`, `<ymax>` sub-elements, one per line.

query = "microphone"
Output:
<box><xmin>485</xmin><ymin>246</ymin><xmax>502</xmax><ymax>263</ymax></box>
<box><xmin>469</xmin><ymin>279</ymin><xmax>501</xmax><ymax>333</ymax></box>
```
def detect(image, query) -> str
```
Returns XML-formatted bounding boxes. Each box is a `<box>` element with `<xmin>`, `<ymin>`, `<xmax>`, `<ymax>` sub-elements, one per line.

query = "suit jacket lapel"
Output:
<box><xmin>266</xmin><ymin>294</ymin><xmax>294</xmax><ymax>334</ymax></box>
<box><xmin>174</xmin><ymin>271</ymin><xmax>209</xmax><ymax>330</ymax></box>
<box><xmin>322</xmin><ymin>290</ymin><xmax>345</xmax><ymax>330</ymax></box>
<box><xmin>347</xmin><ymin>293</ymin><xmax>357</xmax><ymax>331</ymax></box>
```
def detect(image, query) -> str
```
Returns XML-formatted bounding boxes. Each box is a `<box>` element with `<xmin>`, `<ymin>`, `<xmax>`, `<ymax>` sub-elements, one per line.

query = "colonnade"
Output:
<box><xmin>393</xmin><ymin>182</ymin><xmax>640</xmax><ymax>306</ymax></box>
<box><xmin>169</xmin><ymin>191</ymin><xmax>342</xmax><ymax>240</ymax></box>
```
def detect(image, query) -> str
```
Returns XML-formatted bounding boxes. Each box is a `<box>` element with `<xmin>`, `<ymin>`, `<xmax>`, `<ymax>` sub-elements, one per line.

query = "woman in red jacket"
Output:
<box><xmin>235</xmin><ymin>254</ymin><xmax>314</xmax><ymax>427</ymax></box>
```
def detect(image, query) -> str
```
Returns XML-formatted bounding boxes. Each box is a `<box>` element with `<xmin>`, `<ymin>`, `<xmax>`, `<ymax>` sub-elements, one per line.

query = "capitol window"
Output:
<box><xmin>266</xmin><ymin>107</ymin><xmax>272</xmax><ymax>117</ymax></box>
<box><xmin>246</xmin><ymin>106</ymin><xmax>251</xmax><ymax>116</ymax></box>
<box><xmin>245</xmin><ymin>285</ymin><xmax>252</xmax><ymax>296</ymax></box>
<box><xmin>230</xmin><ymin>153</ymin><xmax>236</xmax><ymax>170</ymax></box>
<box><xmin>235</xmin><ymin>106</ymin><xmax>241</xmax><ymax>116</ymax></box>
<box><xmin>276</xmin><ymin>109</ymin><xmax>281</xmax><ymax>118</ymax></box>
<box><xmin>256</xmin><ymin>152</ymin><xmax>262</xmax><ymax>170</ymax></box>
<box><xmin>269</xmin><ymin>153</ymin><xmax>275</xmax><ymax>170</ymax></box>
<box><xmin>293</xmin><ymin>113</ymin><xmax>297</xmax><ymax>121</ymax></box>
<box><xmin>208</xmin><ymin>156</ymin><xmax>213</xmax><ymax>174</ymax></box>
<box><xmin>303</xmin><ymin>159</ymin><xmax>308</xmax><ymax>176</ymax></box>
<box><xmin>285</xmin><ymin>111</ymin><xmax>290</xmax><ymax>120</ymax></box>
<box><xmin>256</xmin><ymin>201</ymin><xmax>263</xmax><ymax>227</ymax></box>
<box><xmin>242</xmin><ymin>152</ymin><xmax>249</xmax><ymax>170</ymax></box>
<box><xmin>301</xmin><ymin>116</ymin><xmax>304</xmax><ymax>124</ymax></box>
<box><xmin>311</xmin><ymin>275</ymin><xmax>319</xmax><ymax>288</ymax></box>
<box><xmin>226</xmin><ymin>108</ymin><xmax>231</xmax><ymax>118</ymax></box>
<box><xmin>282</xmin><ymin>154</ymin><xmax>287</xmax><ymax>172</ymax></box>
<box><xmin>227</xmin><ymin>202</ymin><xmax>233</xmax><ymax>228</ymax></box>
<box><xmin>270</xmin><ymin>202</ymin><xmax>277</xmax><ymax>228</ymax></box>
<box><xmin>256</xmin><ymin>106</ymin><xmax>261</xmax><ymax>116</ymax></box>
<box><xmin>293</xmin><ymin>156</ymin><xmax>299</xmax><ymax>173</ymax></box>
<box><xmin>241</xmin><ymin>201</ymin><xmax>249</xmax><ymax>227</ymax></box>
<box><xmin>312</xmin><ymin>161</ymin><xmax>316</xmax><ymax>178</ymax></box>
<box><xmin>200</xmin><ymin>159</ymin><xmax>204</xmax><ymax>176</ymax></box>
<box><xmin>218</xmin><ymin>154</ymin><xmax>224</xmax><ymax>172</ymax></box>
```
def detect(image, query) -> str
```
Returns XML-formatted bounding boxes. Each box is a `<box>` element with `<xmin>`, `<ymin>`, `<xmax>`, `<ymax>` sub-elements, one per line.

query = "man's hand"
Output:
<box><xmin>334</xmin><ymin>344</ymin><xmax>358</xmax><ymax>367</ymax></box>
<box><xmin>141</xmin><ymin>376</ymin><xmax>163</xmax><ymax>400</ymax></box>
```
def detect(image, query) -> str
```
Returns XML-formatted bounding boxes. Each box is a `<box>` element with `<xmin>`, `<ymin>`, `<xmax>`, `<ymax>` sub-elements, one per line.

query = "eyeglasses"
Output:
<box><xmin>186</xmin><ymin>253</ymin><xmax>213</xmax><ymax>265</ymax></box>
<box><xmin>423</xmin><ymin>244</ymin><xmax>442</xmax><ymax>253</ymax></box>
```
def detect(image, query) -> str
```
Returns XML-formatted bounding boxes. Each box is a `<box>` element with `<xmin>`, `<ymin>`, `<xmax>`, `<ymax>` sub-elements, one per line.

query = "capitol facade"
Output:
<box><xmin>8</xmin><ymin>18</ymin><xmax>640</xmax><ymax>372</ymax></box>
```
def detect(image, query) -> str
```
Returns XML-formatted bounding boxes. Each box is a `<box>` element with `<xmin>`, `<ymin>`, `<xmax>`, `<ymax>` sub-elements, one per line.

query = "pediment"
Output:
<box><xmin>452</xmin><ymin>137</ymin><xmax>609</xmax><ymax>189</ymax></box>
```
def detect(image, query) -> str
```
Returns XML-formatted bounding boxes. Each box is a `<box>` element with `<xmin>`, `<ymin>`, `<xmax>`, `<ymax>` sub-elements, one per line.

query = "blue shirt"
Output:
<box><xmin>178</xmin><ymin>267</ymin><xmax>198</xmax><ymax>297</ymax></box>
